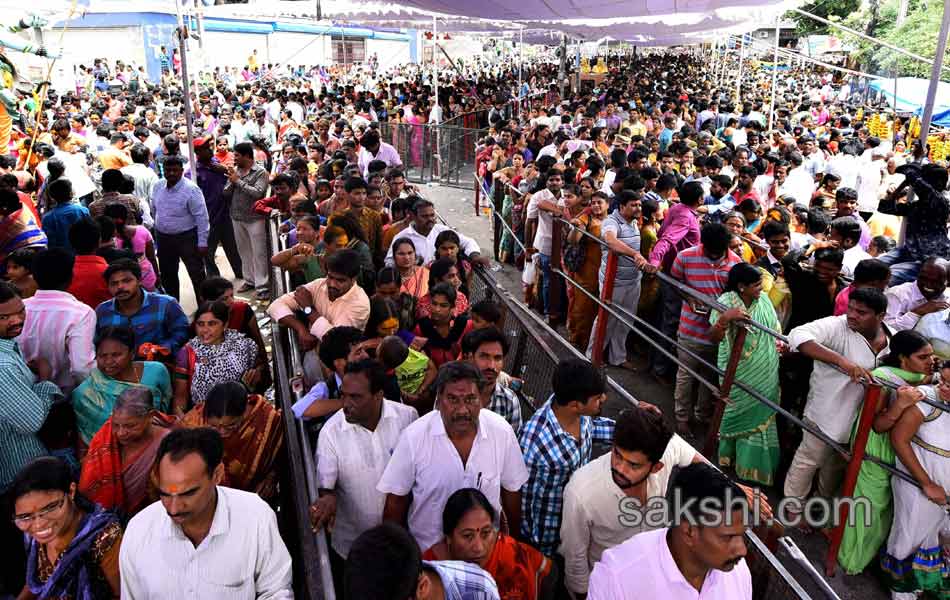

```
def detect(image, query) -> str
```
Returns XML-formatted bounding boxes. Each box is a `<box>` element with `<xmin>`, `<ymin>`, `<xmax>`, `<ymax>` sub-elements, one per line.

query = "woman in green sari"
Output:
<box><xmin>72</xmin><ymin>326</ymin><xmax>172</xmax><ymax>447</ymax></box>
<box><xmin>837</xmin><ymin>330</ymin><xmax>933</xmax><ymax>575</ymax></box>
<box><xmin>709</xmin><ymin>263</ymin><xmax>780</xmax><ymax>486</ymax></box>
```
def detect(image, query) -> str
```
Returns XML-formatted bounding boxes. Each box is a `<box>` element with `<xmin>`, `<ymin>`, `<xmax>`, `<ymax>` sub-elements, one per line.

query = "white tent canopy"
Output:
<box><xmin>389</xmin><ymin>0</ymin><xmax>790</xmax><ymax>21</ymax></box>
<box><xmin>10</xmin><ymin>0</ymin><xmax>799</xmax><ymax>48</ymax></box>
<box><xmin>204</xmin><ymin>0</ymin><xmax>796</xmax><ymax>45</ymax></box>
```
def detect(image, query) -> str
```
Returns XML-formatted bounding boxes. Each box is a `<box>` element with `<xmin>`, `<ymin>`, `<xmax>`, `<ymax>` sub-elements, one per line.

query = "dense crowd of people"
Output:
<box><xmin>0</xmin><ymin>40</ymin><xmax>949</xmax><ymax>600</ymax></box>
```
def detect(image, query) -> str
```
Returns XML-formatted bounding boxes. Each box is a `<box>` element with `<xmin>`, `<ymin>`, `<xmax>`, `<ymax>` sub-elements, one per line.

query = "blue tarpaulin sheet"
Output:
<box><xmin>868</xmin><ymin>77</ymin><xmax>950</xmax><ymax>126</ymax></box>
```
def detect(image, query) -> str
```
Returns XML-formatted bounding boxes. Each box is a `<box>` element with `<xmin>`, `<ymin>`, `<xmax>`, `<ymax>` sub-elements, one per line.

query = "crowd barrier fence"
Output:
<box><xmin>267</xmin><ymin>214</ymin><xmax>337</xmax><ymax>600</ymax></box>
<box><xmin>376</xmin><ymin>121</ymin><xmax>486</xmax><ymax>188</ymax></box>
<box><xmin>478</xmin><ymin>173</ymin><xmax>948</xmax><ymax>583</ymax></box>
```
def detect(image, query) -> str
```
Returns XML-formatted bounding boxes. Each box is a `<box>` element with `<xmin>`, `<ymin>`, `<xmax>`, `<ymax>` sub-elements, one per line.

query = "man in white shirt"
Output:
<box><xmin>588</xmin><ymin>462</ymin><xmax>753</xmax><ymax>600</ymax></box>
<box><xmin>885</xmin><ymin>258</ymin><xmax>950</xmax><ymax>331</ymax></box>
<box><xmin>356</xmin><ymin>129</ymin><xmax>403</xmax><ymax>178</ymax></box>
<box><xmin>119</xmin><ymin>428</ymin><xmax>293</xmax><ymax>599</ymax></box>
<box><xmin>781</xmin><ymin>153</ymin><xmax>816</xmax><ymax>206</ymax></box>
<box><xmin>121</xmin><ymin>144</ymin><xmax>159</xmax><ymax>221</ymax></box>
<box><xmin>560</xmin><ymin>407</ymin><xmax>699</xmax><ymax>595</ymax></box>
<box><xmin>384</xmin><ymin>198</ymin><xmax>484</xmax><ymax>266</ymax></box>
<box><xmin>18</xmin><ymin>248</ymin><xmax>95</xmax><ymax>394</ymax></box>
<box><xmin>311</xmin><ymin>359</ymin><xmax>418</xmax><ymax>562</ymax></box>
<box><xmin>378</xmin><ymin>361</ymin><xmax>529</xmax><ymax>551</ymax></box>
<box><xmin>783</xmin><ymin>288</ymin><xmax>890</xmax><ymax>522</ymax></box>
<box><xmin>525</xmin><ymin>170</ymin><xmax>564</xmax><ymax>316</ymax></box>
<box><xmin>856</xmin><ymin>147</ymin><xmax>886</xmax><ymax>216</ymax></box>
<box><xmin>824</xmin><ymin>143</ymin><xmax>860</xmax><ymax>190</ymax></box>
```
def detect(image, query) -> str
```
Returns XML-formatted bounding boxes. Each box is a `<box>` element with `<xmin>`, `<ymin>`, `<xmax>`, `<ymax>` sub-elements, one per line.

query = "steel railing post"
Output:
<box><xmin>591</xmin><ymin>252</ymin><xmax>618</xmax><ymax>368</ymax></box>
<box><xmin>825</xmin><ymin>383</ymin><xmax>882</xmax><ymax>577</ymax></box>
<box><xmin>703</xmin><ymin>325</ymin><xmax>748</xmax><ymax>457</ymax></box>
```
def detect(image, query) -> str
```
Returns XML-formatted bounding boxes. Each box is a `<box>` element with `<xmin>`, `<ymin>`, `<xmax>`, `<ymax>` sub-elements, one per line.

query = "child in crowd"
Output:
<box><xmin>292</xmin><ymin>326</ymin><xmax>365</xmax><ymax>424</ymax></box>
<box><xmin>377</xmin><ymin>335</ymin><xmax>436</xmax><ymax>412</ymax></box>
<box><xmin>868</xmin><ymin>235</ymin><xmax>896</xmax><ymax>258</ymax></box>
<box><xmin>431</xmin><ymin>229</ymin><xmax>473</xmax><ymax>296</ymax></box>
<box><xmin>5</xmin><ymin>247</ymin><xmax>37</xmax><ymax>298</ymax></box>
<box><xmin>470</xmin><ymin>299</ymin><xmax>504</xmax><ymax>330</ymax></box>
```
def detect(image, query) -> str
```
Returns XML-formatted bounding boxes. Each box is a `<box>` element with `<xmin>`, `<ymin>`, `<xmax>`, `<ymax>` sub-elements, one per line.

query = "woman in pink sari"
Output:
<box><xmin>407</xmin><ymin>101</ymin><xmax>427</xmax><ymax>168</ymax></box>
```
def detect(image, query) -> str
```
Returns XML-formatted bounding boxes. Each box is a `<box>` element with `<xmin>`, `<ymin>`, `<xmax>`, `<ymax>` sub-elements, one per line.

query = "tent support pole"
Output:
<box><xmin>769</xmin><ymin>21</ymin><xmax>779</xmax><ymax>131</ymax></box>
<box><xmin>735</xmin><ymin>33</ymin><xmax>745</xmax><ymax>101</ymax></box>
<box><xmin>899</xmin><ymin>1</ymin><xmax>950</xmax><ymax>246</ymax></box>
<box><xmin>517</xmin><ymin>27</ymin><xmax>523</xmax><ymax>119</ymax></box>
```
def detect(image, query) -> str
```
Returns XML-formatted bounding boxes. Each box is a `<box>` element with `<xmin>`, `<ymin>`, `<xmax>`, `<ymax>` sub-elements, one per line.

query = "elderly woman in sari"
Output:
<box><xmin>71</xmin><ymin>326</ymin><xmax>172</xmax><ymax>446</ymax></box>
<box><xmin>12</xmin><ymin>457</ymin><xmax>122</xmax><ymax>599</ymax></box>
<box><xmin>173</xmin><ymin>301</ymin><xmax>265</xmax><ymax>416</ymax></box>
<box><xmin>78</xmin><ymin>387</ymin><xmax>175</xmax><ymax>520</ymax></box>
<box><xmin>181</xmin><ymin>381</ymin><xmax>284</xmax><ymax>503</ymax></box>
<box><xmin>423</xmin><ymin>488</ymin><xmax>556</xmax><ymax>600</ymax></box>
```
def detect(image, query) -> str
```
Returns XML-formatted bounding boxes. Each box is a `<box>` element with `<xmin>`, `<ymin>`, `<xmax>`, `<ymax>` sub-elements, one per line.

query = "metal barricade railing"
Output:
<box><xmin>267</xmin><ymin>214</ymin><xmax>336</xmax><ymax>600</ymax></box>
<box><xmin>748</xmin><ymin>532</ymin><xmax>814</xmax><ymax>600</ymax></box>
<box><xmin>377</xmin><ymin>121</ymin><xmax>486</xmax><ymax>188</ymax></box>
<box><xmin>472</xmin><ymin>174</ymin><xmax>943</xmax><ymax>587</ymax></box>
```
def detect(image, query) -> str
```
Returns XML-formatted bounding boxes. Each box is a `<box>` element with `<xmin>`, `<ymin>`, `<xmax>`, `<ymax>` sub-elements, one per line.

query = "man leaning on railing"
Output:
<box><xmin>782</xmin><ymin>288</ymin><xmax>890</xmax><ymax>527</ymax></box>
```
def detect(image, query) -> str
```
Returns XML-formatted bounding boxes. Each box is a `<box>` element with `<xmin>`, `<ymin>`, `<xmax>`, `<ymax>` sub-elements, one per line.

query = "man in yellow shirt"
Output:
<box><xmin>622</xmin><ymin>108</ymin><xmax>647</xmax><ymax>139</ymax></box>
<box><xmin>97</xmin><ymin>134</ymin><xmax>132</xmax><ymax>170</ymax></box>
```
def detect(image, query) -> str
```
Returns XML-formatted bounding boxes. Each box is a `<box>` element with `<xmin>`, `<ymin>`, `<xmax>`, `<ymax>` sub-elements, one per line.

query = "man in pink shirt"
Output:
<box><xmin>588</xmin><ymin>462</ymin><xmax>752</xmax><ymax>600</ymax></box>
<box><xmin>267</xmin><ymin>249</ymin><xmax>371</xmax><ymax>378</ymax></box>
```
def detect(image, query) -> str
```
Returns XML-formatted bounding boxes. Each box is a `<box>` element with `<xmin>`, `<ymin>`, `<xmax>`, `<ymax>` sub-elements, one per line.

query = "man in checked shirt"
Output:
<box><xmin>519</xmin><ymin>359</ymin><xmax>658</xmax><ymax>558</ymax></box>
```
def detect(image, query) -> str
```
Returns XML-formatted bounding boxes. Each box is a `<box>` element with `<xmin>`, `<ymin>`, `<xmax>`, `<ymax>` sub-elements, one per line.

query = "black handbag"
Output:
<box><xmin>562</xmin><ymin>218</ymin><xmax>587</xmax><ymax>272</ymax></box>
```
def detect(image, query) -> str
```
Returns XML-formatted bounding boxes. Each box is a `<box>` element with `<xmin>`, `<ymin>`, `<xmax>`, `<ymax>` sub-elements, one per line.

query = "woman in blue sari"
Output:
<box><xmin>12</xmin><ymin>456</ymin><xmax>122</xmax><ymax>599</ymax></box>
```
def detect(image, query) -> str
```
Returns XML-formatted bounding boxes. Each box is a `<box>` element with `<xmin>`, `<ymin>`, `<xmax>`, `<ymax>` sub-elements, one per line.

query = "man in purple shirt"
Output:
<box><xmin>648</xmin><ymin>181</ymin><xmax>702</xmax><ymax>381</ymax></box>
<box><xmin>357</xmin><ymin>129</ymin><xmax>402</xmax><ymax>178</ymax></box>
<box><xmin>194</xmin><ymin>137</ymin><xmax>242</xmax><ymax>281</ymax></box>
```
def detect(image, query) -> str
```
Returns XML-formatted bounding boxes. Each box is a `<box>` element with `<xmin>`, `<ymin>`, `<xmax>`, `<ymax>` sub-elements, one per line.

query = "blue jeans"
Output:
<box><xmin>538</xmin><ymin>253</ymin><xmax>551</xmax><ymax>315</ymax></box>
<box><xmin>878</xmin><ymin>247</ymin><xmax>921</xmax><ymax>286</ymax></box>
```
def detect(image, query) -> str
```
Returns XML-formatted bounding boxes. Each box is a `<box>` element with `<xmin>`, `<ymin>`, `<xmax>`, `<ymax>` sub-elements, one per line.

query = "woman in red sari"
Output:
<box><xmin>79</xmin><ymin>387</ymin><xmax>175</xmax><ymax>521</ymax></box>
<box><xmin>424</xmin><ymin>488</ymin><xmax>557</xmax><ymax>600</ymax></box>
<box><xmin>181</xmin><ymin>381</ymin><xmax>284</xmax><ymax>503</ymax></box>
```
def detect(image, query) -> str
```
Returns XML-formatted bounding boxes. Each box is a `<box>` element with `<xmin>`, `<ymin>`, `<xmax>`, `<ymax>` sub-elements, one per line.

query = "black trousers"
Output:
<box><xmin>205</xmin><ymin>218</ymin><xmax>243</xmax><ymax>280</ymax></box>
<box><xmin>156</xmin><ymin>228</ymin><xmax>206</xmax><ymax>301</ymax></box>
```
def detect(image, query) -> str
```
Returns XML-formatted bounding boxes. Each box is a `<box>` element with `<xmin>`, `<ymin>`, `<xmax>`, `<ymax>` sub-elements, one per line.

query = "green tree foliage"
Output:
<box><xmin>833</xmin><ymin>0</ymin><xmax>950</xmax><ymax>80</ymax></box>
<box><xmin>791</xmin><ymin>0</ymin><xmax>862</xmax><ymax>35</ymax></box>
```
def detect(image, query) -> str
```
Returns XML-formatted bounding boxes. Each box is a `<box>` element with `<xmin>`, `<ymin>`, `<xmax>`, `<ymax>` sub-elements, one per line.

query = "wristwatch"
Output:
<box><xmin>303</xmin><ymin>306</ymin><xmax>313</xmax><ymax>315</ymax></box>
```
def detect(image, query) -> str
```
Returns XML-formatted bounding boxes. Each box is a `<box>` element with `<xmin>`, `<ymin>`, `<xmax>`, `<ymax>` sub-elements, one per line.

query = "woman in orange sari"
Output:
<box><xmin>564</xmin><ymin>189</ymin><xmax>605</xmax><ymax>349</ymax></box>
<box><xmin>79</xmin><ymin>387</ymin><xmax>175</xmax><ymax>521</ymax></box>
<box><xmin>423</xmin><ymin>488</ymin><xmax>557</xmax><ymax>600</ymax></box>
<box><xmin>181</xmin><ymin>381</ymin><xmax>284</xmax><ymax>503</ymax></box>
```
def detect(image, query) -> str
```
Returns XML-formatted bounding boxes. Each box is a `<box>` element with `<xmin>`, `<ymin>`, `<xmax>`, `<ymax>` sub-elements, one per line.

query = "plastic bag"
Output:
<box><xmin>522</xmin><ymin>253</ymin><xmax>539</xmax><ymax>305</ymax></box>
<box><xmin>522</xmin><ymin>253</ymin><xmax>538</xmax><ymax>285</ymax></box>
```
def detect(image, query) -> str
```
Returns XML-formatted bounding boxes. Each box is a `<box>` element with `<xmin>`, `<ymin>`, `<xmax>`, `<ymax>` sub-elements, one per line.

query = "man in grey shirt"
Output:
<box><xmin>223</xmin><ymin>142</ymin><xmax>269</xmax><ymax>299</ymax></box>
<box><xmin>587</xmin><ymin>190</ymin><xmax>656</xmax><ymax>368</ymax></box>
